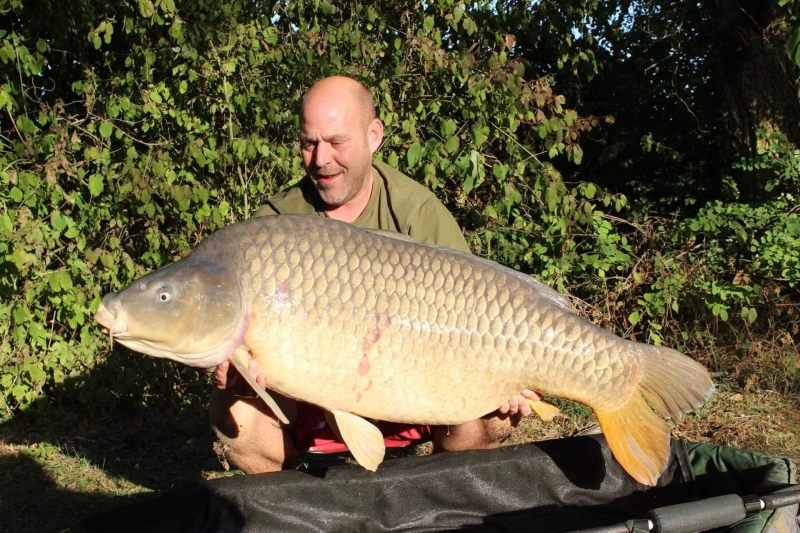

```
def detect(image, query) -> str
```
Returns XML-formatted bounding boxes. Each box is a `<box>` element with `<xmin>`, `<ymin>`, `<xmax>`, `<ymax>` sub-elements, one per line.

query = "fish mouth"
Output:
<box><xmin>94</xmin><ymin>303</ymin><xmax>128</xmax><ymax>350</ymax></box>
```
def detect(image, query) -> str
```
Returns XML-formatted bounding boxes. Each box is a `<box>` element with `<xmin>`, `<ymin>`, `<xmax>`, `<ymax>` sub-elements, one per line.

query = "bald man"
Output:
<box><xmin>209</xmin><ymin>76</ymin><xmax>539</xmax><ymax>474</ymax></box>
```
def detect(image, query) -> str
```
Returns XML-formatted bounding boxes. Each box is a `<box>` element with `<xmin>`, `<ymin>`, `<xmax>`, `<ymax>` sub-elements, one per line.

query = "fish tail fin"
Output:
<box><xmin>595</xmin><ymin>345</ymin><xmax>715</xmax><ymax>486</ymax></box>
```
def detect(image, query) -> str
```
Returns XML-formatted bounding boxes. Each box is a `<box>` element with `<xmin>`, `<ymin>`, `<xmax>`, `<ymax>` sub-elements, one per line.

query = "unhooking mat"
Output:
<box><xmin>70</xmin><ymin>434</ymin><xmax>799</xmax><ymax>533</ymax></box>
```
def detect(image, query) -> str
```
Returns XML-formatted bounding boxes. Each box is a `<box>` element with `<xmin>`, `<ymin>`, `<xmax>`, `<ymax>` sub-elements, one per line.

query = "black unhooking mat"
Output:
<box><xmin>70</xmin><ymin>435</ymin><xmax>799</xmax><ymax>533</ymax></box>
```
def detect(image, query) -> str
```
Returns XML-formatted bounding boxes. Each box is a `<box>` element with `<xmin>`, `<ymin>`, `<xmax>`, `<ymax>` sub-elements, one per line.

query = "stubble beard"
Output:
<box><xmin>312</xmin><ymin>158</ymin><xmax>372</xmax><ymax>208</ymax></box>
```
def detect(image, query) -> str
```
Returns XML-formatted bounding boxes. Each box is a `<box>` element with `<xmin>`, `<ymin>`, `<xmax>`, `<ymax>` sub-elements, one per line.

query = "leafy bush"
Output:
<box><xmin>1</xmin><ymin>0</ymin><xmax>797</xmax><ymax>419</ymax></box>
<box><xmin>0</xmin><ymin>0</ymin><xmax>606</xmax><ymax>417</ymax></box>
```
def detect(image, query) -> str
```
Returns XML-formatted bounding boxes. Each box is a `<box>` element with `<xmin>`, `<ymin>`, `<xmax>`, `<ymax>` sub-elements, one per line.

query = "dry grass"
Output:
<box><xmin>0</xmin><ymin>406</ymin><xmax>233</xmax><ymax>533</ymax></box>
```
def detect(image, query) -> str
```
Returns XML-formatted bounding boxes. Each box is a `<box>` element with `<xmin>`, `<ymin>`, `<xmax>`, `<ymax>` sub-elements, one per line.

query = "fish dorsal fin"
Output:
<box><xmin>364</xmin><ymin>228</ymin><xmax>416</xmax><ymax>242</ymax></box>
<box><xmin>325</xmin><ymin>410</ymin><xmax>385</xmax><ymax>471</ymax></box>
<box><xmin>364</xmin><ymin>229</ymin><xmax>573</xmax><ymax>313</ymax></box>
<box><xmin>230</xmin><ymin>349</ymin><xmax>290</xmax><ymax>425</ymax></box>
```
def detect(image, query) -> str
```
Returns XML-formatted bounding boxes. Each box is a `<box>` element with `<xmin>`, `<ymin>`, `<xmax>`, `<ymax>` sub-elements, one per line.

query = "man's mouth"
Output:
<box><xmin>314</xmin><ymin>172</ymin><xmax>342</xmax><ymax>185</ymax></box>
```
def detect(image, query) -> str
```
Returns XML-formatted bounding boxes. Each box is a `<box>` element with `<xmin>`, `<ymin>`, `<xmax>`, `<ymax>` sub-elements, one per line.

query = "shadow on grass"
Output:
<box><xmin>0</xmin><ymin>354</ymin><xmax>227</xmax><ymax>533</ymax></box>
<box><xmin>0</xmin><ymin>348</ymin><xmax>426</xmax><ymax>533</ymax></box>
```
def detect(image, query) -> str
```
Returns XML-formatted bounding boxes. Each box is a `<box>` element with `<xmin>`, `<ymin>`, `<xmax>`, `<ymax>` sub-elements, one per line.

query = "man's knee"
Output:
<box><xmin>209</xmin><ymin>388</ymin><xmax>246</xmax><ymax>440</ymax></box>
<box><xmin>208</xmin><ymin>388</ymin><xmax>297</xmax><ymax>474</ymax></box>
<box><xmin>432</xmin><ymin>414</ymin><xmax>520</xmax><ymax>453</ymax></box>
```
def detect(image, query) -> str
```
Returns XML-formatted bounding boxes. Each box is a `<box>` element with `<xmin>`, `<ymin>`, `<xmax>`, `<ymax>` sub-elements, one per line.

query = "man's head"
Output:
<box><xmin>299</xmin><ymin>76</ymin><xmax>384</xmax><ymax>208</ymax></box>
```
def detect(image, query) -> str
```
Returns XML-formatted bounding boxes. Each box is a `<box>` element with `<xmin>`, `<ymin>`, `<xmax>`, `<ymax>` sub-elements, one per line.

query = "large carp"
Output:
<box><xmin>94</xmin><ymin>215</ymin><xmax>714</xmax><ymax>486</ymax></box>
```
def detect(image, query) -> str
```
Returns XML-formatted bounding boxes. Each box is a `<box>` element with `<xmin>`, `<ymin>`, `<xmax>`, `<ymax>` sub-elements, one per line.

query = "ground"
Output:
<box><xmin>0</xmin><ymin>376</ymin><xmax>798</xmax><ymax>532</ymax></box>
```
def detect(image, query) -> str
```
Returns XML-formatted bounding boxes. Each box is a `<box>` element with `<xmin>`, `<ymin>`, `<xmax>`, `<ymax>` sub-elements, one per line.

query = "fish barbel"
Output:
<box><xmin>94</xmin><ymin>215</ymin><xmax>714</xmax><ymax>485</ymax></box>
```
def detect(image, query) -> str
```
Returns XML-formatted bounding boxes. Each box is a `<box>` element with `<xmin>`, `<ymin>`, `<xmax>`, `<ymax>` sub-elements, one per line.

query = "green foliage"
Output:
<box><xmin>609</xmin><ymin>128</ymin><xmax>800</xmax><ymax>348</ymax></box>
<box><xmin>0</xmin><ymin>0</ymin><xmax>797</xmax><ymax>418</ymax></box>
<box><xmin>783</xmin><ymin>0</ymin><xmax>800</xmax><ymax>67</ymax></box>
<box><xmin>0</xmin><ymin>0</ymin><xmax>603</xmax><ymax>417</ymax></box>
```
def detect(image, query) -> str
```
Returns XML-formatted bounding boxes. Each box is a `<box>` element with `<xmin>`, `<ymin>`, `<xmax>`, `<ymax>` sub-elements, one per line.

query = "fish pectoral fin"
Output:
<box><xmin>525</xmin><ymin>398</ymin><xmax>561</xmax><ymax>422</ymax></box>
<box><xmin>325</xmin><ymin>410</ymin><xmax>385</xmax><ymax>472</ymax></box>
<box><xmin>229</xmin><ymin>349</ymin><xmax>290</xmax><ymax>425</ymax></box>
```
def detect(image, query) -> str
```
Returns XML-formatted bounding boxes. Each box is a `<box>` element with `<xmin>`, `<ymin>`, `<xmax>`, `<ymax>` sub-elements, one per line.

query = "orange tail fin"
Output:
<box><xmin>595</xmin><ymin>345</ymin><xmax>715</xmax><ymax>486</ymax></box>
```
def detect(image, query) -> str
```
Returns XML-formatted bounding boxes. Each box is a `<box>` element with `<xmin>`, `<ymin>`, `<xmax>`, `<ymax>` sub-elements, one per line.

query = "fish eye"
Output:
<box><xmin>156</xmin><ymin>286</ymin><xmax>172</xmax><ymax>302</ymax></box>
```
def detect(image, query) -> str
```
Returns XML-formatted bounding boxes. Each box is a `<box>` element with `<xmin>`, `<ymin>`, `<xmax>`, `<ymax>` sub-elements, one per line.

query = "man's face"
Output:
<box><xmin>299</xmin><ymin>94</ymin><xmax>382</xmax><ymax>207</ymax></box>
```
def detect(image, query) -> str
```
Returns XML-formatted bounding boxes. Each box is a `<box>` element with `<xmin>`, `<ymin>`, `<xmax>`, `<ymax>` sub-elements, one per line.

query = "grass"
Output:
<box><xmin>1</xmin><ymin>348</ymin><xmax>799</xmax><ymax>533</ymax></box>
<box><xmin>0</xmin><ymin>405</ymin><xmax>233</xmax><ymax>533</ymax></box>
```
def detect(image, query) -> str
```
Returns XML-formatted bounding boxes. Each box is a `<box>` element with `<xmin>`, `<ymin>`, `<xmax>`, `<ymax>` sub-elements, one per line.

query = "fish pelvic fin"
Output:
<box><xmin>230</xmin><ymin>349</ymin><xmax>290</xmax><ymax>425</ymax></box>
<box><xmin>526</xmin><ymin>398</ymin><xmax>561</xmax><ymax>422</ymax></box>
<box><xmin>596</xmin><ymin>344</ymin><xmax>715</xmax><ymax>486</ymax></box>
<box><xmin>325</xmin><ymin>410</ymin><xmax>385</xmax><ymax>472</ymax></box>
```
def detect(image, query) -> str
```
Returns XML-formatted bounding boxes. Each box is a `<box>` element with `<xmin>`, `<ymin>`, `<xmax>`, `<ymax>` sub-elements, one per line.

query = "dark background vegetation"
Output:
<box><xmin>0</xmin><ymin>0</ymin><xmax>799</xmax><ymax>528</ymax></box>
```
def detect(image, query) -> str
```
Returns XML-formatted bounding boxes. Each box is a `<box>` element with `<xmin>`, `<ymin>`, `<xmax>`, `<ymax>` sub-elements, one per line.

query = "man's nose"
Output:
<box><xmin>313</xmin><ymin>142</ymin><xmax>332</xmax><ymax>167</ymax></box>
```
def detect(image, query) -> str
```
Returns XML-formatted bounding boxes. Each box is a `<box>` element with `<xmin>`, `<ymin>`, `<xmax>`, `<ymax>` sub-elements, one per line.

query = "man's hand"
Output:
<box><xmin>498</xmin><ymin>390</ymin><xmax>541</xmax><ymax>417</ymax></box>
<box><xmin>213</xmin><ymin>357</ymin><xmax>267</xmax><ymax>394</ymax></box>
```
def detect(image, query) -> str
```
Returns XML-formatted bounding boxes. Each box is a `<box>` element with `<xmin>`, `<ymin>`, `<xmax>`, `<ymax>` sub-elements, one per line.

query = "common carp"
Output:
<box><xmin>94</xmin><ymin>215</ymin><xmax>714</xmax><ymax>485</ymax></box>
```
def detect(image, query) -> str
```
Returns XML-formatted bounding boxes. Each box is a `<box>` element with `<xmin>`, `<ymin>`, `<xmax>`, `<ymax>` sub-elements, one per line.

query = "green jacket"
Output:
<box><xmin>253</xmin><ymin>160</ymin><xmax>470</xmax><ymax>254</ymax></box>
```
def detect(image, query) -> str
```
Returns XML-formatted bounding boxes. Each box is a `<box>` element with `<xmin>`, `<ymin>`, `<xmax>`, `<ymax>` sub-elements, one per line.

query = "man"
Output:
<box><xmin>209</xmin><ymin>76</ymin><xmax>538</xmax><ymax>474</ymax></box>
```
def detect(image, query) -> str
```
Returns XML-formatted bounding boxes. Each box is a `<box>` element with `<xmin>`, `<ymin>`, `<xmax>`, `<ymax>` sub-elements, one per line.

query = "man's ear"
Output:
<box><xmin>367</xmin><ymin>118</ymin><xmax>384</xmax><ymax>154</ymax></box>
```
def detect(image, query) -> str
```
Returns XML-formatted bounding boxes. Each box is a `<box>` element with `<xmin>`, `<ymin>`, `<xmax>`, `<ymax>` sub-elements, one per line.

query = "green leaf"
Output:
<box><xmin>16</xmin><ymin>116</ymin><xmax>39</xmax><ymax>135</ymax></box>
<box><xmin>629</xmin><ymin>311</ymin><xmax>640</xmax><ymax>325</ymax></box>
<box><xmin>58</xmin><ymin>272</ymin><xmax>73</xmax><ymax>291</ymax></box>
<box><xmin>99</xmin><ymin>122</ymin><xmax>113</xmax><ymax>139</ymax></box>
<box><xmin>12</xmin><ymin>385</ymin><xmax>27</xmax><ymax>401</ymax></box>
<box><xmin>444</xmin><ymin>135</ymin><xmax>460</xmax><ymax>154</ymax></box>
<box><xmin>492</xmin><ymin>164</ymin><xmax>508</xmax><ymax>181</ymax></box>
<box><xmin>786</xmin><ymin>25</ymin><xmax>800</xmax><ymax>68</ymax></box>
<box><xmin>36</xmin><ymin>39</ymin><xmax>48</xmax><ymax>53</ymax></box>
<box><xmin>406</xmin><ymin>142</ymin><xmax>422</xmax><ymax>167</ymax></box>
<box><xmin>423</xmin><ymin>16</ymin><xmax>435</xmax><ymax>33</ymax></box>
<box><xmin>88</xmin><ymin>175</ymin><xmax>104</xmax><ymax>196</ymax></box>
<box><xmin>168</xmin><ymin>19</ymin><xmax>182</xmax><ymax>41</ymax></box>
<box><xmin>441</xmin><ymin>119</ymin><xmax>457</xmax><ymax>137</ymax></box>
<box><xmin>464</xmin><ymin>171</ymin><xmax>474</xmax><ymax>193</ymax></box>
<box><xmin>139</xmin><ymin>0</ymin><xmax>155</xmax><ymax>18</ymax></box>
<box><xmin>48</xmin><ymin>272</ymin><xmax>61</xmax><ymax>292</ymax></box>
<box><xmin>320</xmin><ymin>0</ymin><xmax>337</xmax><ymax>15</ymax></box>
<box><xmin>10</xmin><ymin>187</ymin><xmax>23</xmax><ymax>203</ymax></box>
<box><xmin>51</xmin><ymin>211</ymin><xmax>67</xmax><ymax>231</ymax></box>
<box><xmin>471</xmin><ymin>123</ymin><xmax>487</xmax><ymax>146</ymax></box>
<box><xmin>584</xmin><ymin>183</ymin><xmax>596</xmax><ymax>198</ymax></box>
<box><xmin>572</xmin><ymin>144</ymin><xmax>584</xmax><ymax>165</ymax></box>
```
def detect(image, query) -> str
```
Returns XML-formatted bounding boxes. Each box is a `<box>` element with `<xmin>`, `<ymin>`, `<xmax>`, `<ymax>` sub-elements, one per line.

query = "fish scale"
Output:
<box><xmin>95</xmin><ymin>214</ymin><xmax>715</xmax><ymax>485</ymax></box>
<box><xmin>194</xmin><ymin>216</ymin><xmax>626</xmax><ymax>419</ymax></box>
